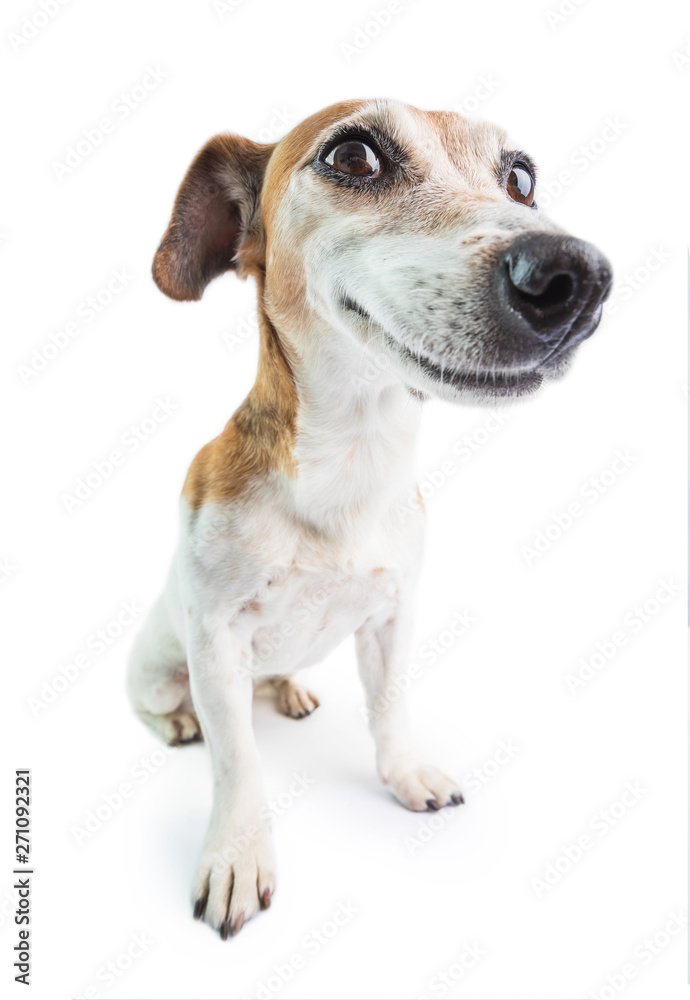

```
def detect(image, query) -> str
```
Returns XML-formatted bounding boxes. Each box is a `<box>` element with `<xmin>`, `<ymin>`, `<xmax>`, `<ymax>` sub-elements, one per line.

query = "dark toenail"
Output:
<box><xmin>426</xmin><ymin>799</ymin><xmax>439</xmax><ymax>811</ymax></box>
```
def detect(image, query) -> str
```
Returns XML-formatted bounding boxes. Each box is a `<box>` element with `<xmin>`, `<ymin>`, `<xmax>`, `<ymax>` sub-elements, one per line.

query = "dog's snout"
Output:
<box><xmin>499</xmin><ymin>233</ymin><xmax>612</xmax><ymax>340</ymax></box>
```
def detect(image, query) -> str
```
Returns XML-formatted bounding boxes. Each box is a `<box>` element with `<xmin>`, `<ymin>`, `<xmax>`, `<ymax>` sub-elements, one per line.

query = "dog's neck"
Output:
<box><xmin>254</xmin><ymin>297</ymin><xmax>423</xmax><ymax>540</ymax></box>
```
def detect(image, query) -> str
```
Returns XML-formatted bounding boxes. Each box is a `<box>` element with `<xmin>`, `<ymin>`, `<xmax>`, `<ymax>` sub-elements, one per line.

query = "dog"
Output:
<box><xmin>127</xmin><ymin>98</ymin><xmax>612</xmax><ymax>938</ymax></box>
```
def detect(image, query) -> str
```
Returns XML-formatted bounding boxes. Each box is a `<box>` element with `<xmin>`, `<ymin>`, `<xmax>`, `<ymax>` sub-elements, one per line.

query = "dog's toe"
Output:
<box><xmin>137</xmin><ymin>709</ymin><xmax>203</xmax><ymax>746</ymax></box>
<box><xmin>382</xmin><ymin>761</ymin><xmax>464</xmax><ymax>812</ymax></box>
<box><xmin>193</xmin><ymin>829</ymin><xmax>275</xmax><ymax>939</ymax></box>
<box><xmin>276</xmin><ymin>679</ymin><xmax>320</xmax><ymax>720</ymax></box>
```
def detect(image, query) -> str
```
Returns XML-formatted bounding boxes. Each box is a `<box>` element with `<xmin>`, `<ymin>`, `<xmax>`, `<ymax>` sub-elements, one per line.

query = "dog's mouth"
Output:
<box><xmin>382</xmin><ymin>332</ymin><xmax>547</xmax><ymax>397</ymax></box>
<box><xmin>340</xmin><ymin>296</ymin><xmax>557</xmax><ymax>398</ymax></box>
<box><xmin>339</xmin><ymin>293</ymin><xmax>599</xmax><ymax>400</ymax></box>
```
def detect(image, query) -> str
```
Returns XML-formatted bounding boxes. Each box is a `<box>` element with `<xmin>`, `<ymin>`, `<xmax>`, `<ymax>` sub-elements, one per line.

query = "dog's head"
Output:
<box><xmin>154</xmin><ymin>99</ymin><xmax>612</xmax><ymax>402</ymax></box>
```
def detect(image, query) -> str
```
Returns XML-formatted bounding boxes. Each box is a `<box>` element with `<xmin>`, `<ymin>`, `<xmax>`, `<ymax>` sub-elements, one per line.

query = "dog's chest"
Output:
<box><xmin>244</xmin><ymin>560</ymin><xmax>401</xmax><ymax>676</ymax></box>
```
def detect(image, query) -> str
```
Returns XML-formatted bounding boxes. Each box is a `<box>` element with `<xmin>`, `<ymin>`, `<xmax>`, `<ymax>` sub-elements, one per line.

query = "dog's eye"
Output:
<box><xmin>324</xmin><ymin>139</ymin><xmax>381</xmax><ymax>178</ymax></box>
<box><xmin>507</xmin><ymin>164</ymin><xmax>535</xmax><ymax>206</ymax></box>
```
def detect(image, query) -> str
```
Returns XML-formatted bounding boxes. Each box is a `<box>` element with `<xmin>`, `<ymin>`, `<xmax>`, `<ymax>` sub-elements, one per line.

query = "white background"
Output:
<box><xmin>2</xmin><ymin>0</ymin><xmax>688</xmax><ymax>998</ymax></box>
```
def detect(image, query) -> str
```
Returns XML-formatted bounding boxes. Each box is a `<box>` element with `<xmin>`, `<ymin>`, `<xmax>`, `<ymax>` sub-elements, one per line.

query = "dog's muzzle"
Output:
<box><xmin>494</xmin><ymin>233</ymin><xmax>613</xmax><ymax>361</ymax></box>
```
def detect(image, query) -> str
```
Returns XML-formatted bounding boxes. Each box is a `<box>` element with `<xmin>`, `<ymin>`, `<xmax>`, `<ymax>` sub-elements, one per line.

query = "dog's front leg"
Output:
<box><xmin>186</xmin><ymin>619</ymin><xmax>274</xmax><ymax>938</ymax></box>
<box><xmin>356</xmin><ymin>610</ymin><xmax>464</xmax><ymax>812</ymax></box>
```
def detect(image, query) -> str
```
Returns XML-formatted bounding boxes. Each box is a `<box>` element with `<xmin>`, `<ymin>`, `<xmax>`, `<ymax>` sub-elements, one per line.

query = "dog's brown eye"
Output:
<box><xmin>507</xmin><ymin>164</ymin><xmax>535</xmax><ymax>206</ymax></box>
<box><xmin>325</xmin><ymin>140</ymin><xmax>381</xmax><ymax>177</ymax></box>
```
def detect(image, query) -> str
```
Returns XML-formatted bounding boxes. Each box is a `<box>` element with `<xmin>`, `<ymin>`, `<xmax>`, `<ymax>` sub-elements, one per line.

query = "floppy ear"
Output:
<box><xmin>152</xmin><ymin>134</ymin><xmax>275</xmax><ymax>301</ymax></box>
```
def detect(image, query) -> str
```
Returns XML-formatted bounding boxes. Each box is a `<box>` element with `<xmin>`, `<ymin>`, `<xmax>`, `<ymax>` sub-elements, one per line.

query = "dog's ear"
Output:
<box><xmin>152</xmin><ymin>135</ymin><xmax>275</xmax><ymax>301</ymax></box>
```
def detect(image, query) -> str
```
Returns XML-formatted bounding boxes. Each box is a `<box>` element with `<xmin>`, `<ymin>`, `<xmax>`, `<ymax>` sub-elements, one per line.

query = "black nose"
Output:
<box><xmin>499</xmin><ymin>233</ymin><xmax>612</xmax><ymax>340</ymax></box>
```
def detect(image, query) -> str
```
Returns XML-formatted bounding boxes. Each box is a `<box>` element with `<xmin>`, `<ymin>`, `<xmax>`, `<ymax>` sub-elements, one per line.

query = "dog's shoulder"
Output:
<box><xmin>182</xmin><ymin>400</ymin><xmax>295</xmax><ymax>512</ymax></box>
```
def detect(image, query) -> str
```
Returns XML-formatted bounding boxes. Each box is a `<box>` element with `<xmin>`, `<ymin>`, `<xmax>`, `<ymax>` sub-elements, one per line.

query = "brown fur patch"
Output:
<box><xmin>180</xmin><ymin>100</ymin><xmax>499</xmax><ymax>511</ymax></box>
<box><xmin>181</xmin><ymin>103</ymin><xmax>382</xmax><ymax>509</ymax></box>
<box><xmin>182</xmin><ymin>275</ymin><xmax>298</xmax><ymax>508</ymax></box>
<box><xmin>260</xmin><ymin>101</ymin><xmax>373</xmax><ymax>344</ymax></box>
<box><xmin>260</xmin><ymin>99</ymin><xmax>368</xmax><ymax>226</ymax></box>
<box><xmin>178</xmin><ymin>106</ymin><xmax>381</xmax><ymax>509</ymax></box>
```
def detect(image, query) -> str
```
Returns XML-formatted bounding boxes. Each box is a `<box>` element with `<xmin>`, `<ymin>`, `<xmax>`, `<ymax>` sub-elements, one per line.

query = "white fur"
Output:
<box><xmin>126</xmin><ymin>345</ymin><xmax>459</xmax><ymax>933</ymax></box>
<box><xmin>126</xmin><ymin>99</ymin><xmax>603</xmax><ymax>937</ymax></box>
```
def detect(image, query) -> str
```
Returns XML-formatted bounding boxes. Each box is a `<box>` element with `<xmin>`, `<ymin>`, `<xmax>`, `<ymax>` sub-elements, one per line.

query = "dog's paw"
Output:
<box><xmin>192</xmin><ymin>825</ymin><xmax>275</xmax><ymax>938</ymax></box>
<box><xmin>275</xmin><ymin>678</ymin><xmax>320</xmax><ymax>719</ymax></box>
<box><xmin>381</xmin><ymin>760</ymin><xmax>464</xmax><ymax>812</ymax></box>
<box><xmin>137</xmin><ymin>709</ymin><xmax>202</xmax><ymax>746</ymax></box>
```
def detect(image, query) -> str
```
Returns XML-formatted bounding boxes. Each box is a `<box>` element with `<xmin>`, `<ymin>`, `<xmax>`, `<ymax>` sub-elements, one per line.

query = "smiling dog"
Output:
<box><xmin>127</xmin><ymin>98</ymin><xmax>612</xmax><ymax>938</ymax></box>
